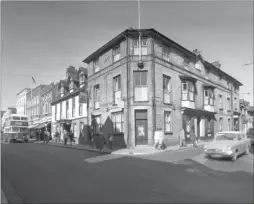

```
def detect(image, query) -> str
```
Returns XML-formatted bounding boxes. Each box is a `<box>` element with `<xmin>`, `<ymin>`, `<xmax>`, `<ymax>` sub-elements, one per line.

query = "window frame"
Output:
<box><xmin>163</xmin><ymin>75</ymin><xmax>171</xmax><ymax>104</ymax></box>
<box><xmin>66</xmin><ymin>100</ymin><xmax>69</xmax><ymax>118</ymax></box>
<box><xmin>113</xmin><ymin>45</ymin><xmax>121</xmax><ymax>62</ymax></box>
<box><xmin>111</xmin><ymin>111</ymin><xmax>124</xmax><ymax>133</ymax></box>
<box><xmin>133</xmin><ymin>71</ymin><xmax>148</xmax><ymax>102</ymax></box>
<box><xmin>72</xmin><ymin>97</ymin><xmax>76</xmax><ymax>117</ymax></box>
<box><xmin>79</xmin><ymin>102</ymin><xmax>83</xmax><ymax>116</ymax></box>
<box><xmin>94</xmin><ymin>84</ymin><xmax>100</xmax><ymax>109</ymax></box>
<box><xmin>164</xmin><ymin>111</ymin><xmax>172</xmax><ymax>133</ymax></box>
<box><xmin>94</xmin><ymin>58</ymin><xmax>100</xmax><ymax>73</ymax></box>
<box><xmin>113</xmin><ymin>75</ymin><xmax>121</xmax><ymax>105</ymax></box>
<box><xmin>133</xmin><ymin>37</ymin><xmax>148</xmax><ymax>55</ymax></box>
<box><xmin>219</xmin><ymin>94</ymin><xmax>223</xmax><ymax>109</ymax></box>
<box><xmin>181</xmin><ymin>80</ymin><xmax>195</xmax><ymax>102</ymax></box>
<box><xmin>204</xmin><ymin>88</ymin><xmax>214</xmax><ymax>106</ymax></box>
<box><xmin>227</xmin><ymin>97</ymin><xmax>231</xmax><ymax>111</ymax></box>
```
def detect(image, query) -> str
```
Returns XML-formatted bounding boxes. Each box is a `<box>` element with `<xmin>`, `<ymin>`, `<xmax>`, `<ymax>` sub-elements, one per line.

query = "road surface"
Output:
<box><xmin>1</xmin><ymin>143</ymin><xmax>253</xmax><ymax>203</ymax></box>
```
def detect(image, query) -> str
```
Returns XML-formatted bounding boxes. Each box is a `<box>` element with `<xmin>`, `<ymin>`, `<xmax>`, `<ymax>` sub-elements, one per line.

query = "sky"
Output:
<box><xmin>1</xmin><ymin>1</ymin><xmax>253</xmax><ymax>110</ymax></box>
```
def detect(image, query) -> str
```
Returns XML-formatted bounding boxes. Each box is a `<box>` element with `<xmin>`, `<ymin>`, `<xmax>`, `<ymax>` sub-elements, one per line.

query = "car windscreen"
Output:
<box><xmin>215</xmin><ymin>133</ymin><xmax>239</xmax><ymax>141</ymax></box>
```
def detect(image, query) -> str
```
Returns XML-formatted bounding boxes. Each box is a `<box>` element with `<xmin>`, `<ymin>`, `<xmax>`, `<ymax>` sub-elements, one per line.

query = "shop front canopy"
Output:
<box><xmin>181</xmin><ymin>107</ymin><xmax>217</xmax><ymax>121</ymax></box>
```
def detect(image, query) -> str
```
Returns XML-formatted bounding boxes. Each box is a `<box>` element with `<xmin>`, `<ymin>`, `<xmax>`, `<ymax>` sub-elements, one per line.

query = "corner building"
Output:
<box><xmin>83</xmin><ymin>28</ymin><xmax>242</xmax><ymax>148</ymax></box>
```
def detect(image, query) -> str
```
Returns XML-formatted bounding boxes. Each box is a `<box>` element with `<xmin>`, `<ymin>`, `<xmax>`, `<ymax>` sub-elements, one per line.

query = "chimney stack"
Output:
<box><xmin>211</xmin><ymin>61</ymin><xmax>221</xmax><ymax>69</ymax></box>
<box><xmin>192</xmin><ymin>49</ymin><xmax>201</xmax><ymax>55</ymax></box>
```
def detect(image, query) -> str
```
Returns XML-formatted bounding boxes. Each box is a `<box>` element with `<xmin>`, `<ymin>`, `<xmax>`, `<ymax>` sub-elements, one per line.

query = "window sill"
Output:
<box><xmin>164</xmin><ymin>131</ymin><xmax>173</xmax><ymax>135</ymax></box>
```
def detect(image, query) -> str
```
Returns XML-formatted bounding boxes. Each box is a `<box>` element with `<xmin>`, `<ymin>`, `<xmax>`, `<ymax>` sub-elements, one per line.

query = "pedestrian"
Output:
<box><xmin>63</xmin><ymin>129</ymin><xmax>69</xmax><ymax>145</ymax></box>
<box><xmin>98</xmin><ymin>133</ymin><xmax>105</xmax><ymax>152</ymax></box>
<box><xmin>179</xmin><ymin>128</ymin><xmax>186</xmax><ymax>147</ymax></box>
<box><xmin>69</xmin><ymin>130</ymin><xmax>74</xmax><ymax>146</ymax></box>
<box><xmin>190</xmin><ymin>126</ymin><xmax>197</xmax><ymax>148</ymax></box>
<box><xmin>43</xmin><ymin>130</ymin><xmax>48</xmax><ymax>144</ymax></box>
<box><xmin>108</xmin><ymin>133</ymin><xmax>113</xmax><ymax>149</ymax></box>
<box><xmin>45</xmin><ymin>128</ymin><xmax>50</xmax><ymax>144</ymax></box>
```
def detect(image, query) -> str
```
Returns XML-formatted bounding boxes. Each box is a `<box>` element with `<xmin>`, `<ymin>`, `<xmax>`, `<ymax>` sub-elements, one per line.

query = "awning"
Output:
<box><xmin>182</xmin><ymin>107</ymin><xmax>217</xmax><ymax>121</ymax></box>
<box><xmin>203</xmin><ymin>84</ymin><xmax>216</xmax><ymax>90</ymax></box>
<box><xmin>28</xmin><ymin>124</ymin><xmax>40</xmax><ymax>129</ymax></box>
<box><xmin>56</xmin><ymin>119</ymin><xmax>72</xmax><ymax>124</ymax></box>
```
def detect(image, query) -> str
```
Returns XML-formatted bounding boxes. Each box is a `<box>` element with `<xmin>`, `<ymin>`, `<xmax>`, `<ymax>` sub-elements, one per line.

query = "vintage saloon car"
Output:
<box><xmin>204</xmin><ymin>131</ymin><xmax>251</xmax><ymax>161</ymax></box>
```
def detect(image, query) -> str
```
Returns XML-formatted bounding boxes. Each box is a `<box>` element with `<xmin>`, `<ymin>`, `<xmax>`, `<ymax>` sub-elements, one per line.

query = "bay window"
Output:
<box><xmin>94</xmin><ymin>84</ymin><xmax>100</xmax><ymax>109</ymax></box>
<box><xmin>134</xmin><ymin>71</ymin><xmax>148</xmax><ymax>102</ymax></box>
<box><xmin>112</xmin><ymin>111</ymin><xmax>124</xmax><ymax>133</ymax></box>
<box><xmin>163</xmin><ymin>75</ymin><xmax>171</xmax><ymax>104</ymax></box>
<box><xmin>113</xmin><ymin>75</ymin><xmax>121</xmax><ymax>105</ymax></box>
<box><xmin>182</xmin><ymin>81</ymin><xmax>195</xmax><ymax>101</ymax></box>
<box><xmin>72</xmin><ymin>98</ymin><xmax>76</xmax><ymax>117</ymax></box>
<box><xmin>204</xmin><ymin>89</ymin><xmax>214</xmax><ymax>106</ymax></box>
<box><xmin>164</xmin><ymin>111</ymin><xmax>172</xmax><ymax>133</ymax></box>
<box><xmin>133</xmin><ymin>38</ymin><xmax>148</xmax><ymax>55</ymax></box>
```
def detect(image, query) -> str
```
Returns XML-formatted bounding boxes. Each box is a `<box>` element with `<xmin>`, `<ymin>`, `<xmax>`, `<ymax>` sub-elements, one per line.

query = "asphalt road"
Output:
<box><xmin>1</xmin><ymin>143</ymin><xmax>253</xmax><ymax>203</ymax></box>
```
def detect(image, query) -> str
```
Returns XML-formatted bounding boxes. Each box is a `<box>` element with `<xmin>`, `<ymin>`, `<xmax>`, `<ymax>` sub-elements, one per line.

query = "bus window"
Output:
<box><xmin>12</xmin><ymin>116</ymin><xmax>20</xmax><ymax>121</ymax></box>
<box><xmin>11</xmin><ymin>127</ymin><xmax>20</xmax><ymax>132</ymax></box>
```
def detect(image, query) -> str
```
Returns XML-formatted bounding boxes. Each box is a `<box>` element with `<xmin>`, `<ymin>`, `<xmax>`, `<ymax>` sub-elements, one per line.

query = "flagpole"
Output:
<box><xmin>138</xmin><ymin>0</ymin><xmax>141</xmax><ymax>62</ymax></box>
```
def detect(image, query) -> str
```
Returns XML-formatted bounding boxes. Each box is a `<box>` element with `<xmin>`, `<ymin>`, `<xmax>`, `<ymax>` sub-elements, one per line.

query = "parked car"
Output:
<box><xmin>246</xmin><ymin>128</ymin><xmax>254</xmax><ymax>145</ymax></box>
<box><xmin>204</xmin><ymin>131</ymin><xmax>251</xmax><ymax>161</ymax></box>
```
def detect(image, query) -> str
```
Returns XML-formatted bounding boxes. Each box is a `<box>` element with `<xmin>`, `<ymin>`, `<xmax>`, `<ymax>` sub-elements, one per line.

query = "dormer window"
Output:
<box><xmin>113</xmin><ymin>45</ymin><xmax>120</xmax><ymax>62</ymax></box>
<box><xmin>195</xmin><ymin>62</ymin><xmax>202</xmax><ymax>71</ymax></box>
<box><xmin>94</xmin><ymin>59</ymin><xmax>100</xmax><ymax>73</ymax></box>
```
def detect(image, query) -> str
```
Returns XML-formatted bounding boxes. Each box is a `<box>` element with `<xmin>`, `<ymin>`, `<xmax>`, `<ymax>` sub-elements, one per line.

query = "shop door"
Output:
<box><xmin>135</xmin><ymin>110</ymin><xmax>148</xmax><ymax>145</ymax></box>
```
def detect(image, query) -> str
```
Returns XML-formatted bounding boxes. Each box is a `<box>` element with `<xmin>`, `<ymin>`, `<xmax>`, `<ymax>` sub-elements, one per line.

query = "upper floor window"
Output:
<box><xmin>219</xmin><ymin>117</ymin><xmax>223</xmax><ymax>131</ymax></box>
<box><xmin>234</xmin><ymin>97</ymin><xmax>237</xmax><ymax>111</ymax></box>
<box><xmin>94</xmin><ymin>58</ymin><xmax>100</xmax><ymax>73</ymax></box>
<box><xmin>133</xmin><ymin>38</ymin><xmax>148</xmax><ymax>55</ymax></box>
<box><xmin>162</xmin><ymin>47</ymin><xmax>170</xmax><ymax>62</ymax></box>
<box><xmin>182</xmin><ymin>81</ymin><xmax>195</xmax><ymax>101</ymax></box>
<box><xmin>183</xmin><ymin>58</ymin><xmax>189</xmax><ymax>69</ymax></box>
<box><xmin>163</xmin><ymin>75</ymin><xmax>171</xmax><ymax>104</ymax></box>
<box><xmin>70</xmin><ymin>80</ymin><xmax>74</xmax><ymax>93</ymax></box>
<box><xmin>66</xmin><ymin>100</ymin><xmax>69</xmax><ymax>118</ymax></box>
<box><xmin>72</xmin><ymin>98</ymin><xmax>76</xmax><ymax>117</ymax></box>
<box><xmin>79</xmin><ymin>102</ymin><xmax>83</xmax><ymax>116</ymax></box>
<box><xmin>134</xmin><ymin>71</ymin><xmax>148</xmax><ymax>102</ymax></box>
<box><xmin>204</xmin><ymin>89</ymin><xmax>214</xmax><ymax>106</ymax></box>
<box><xmin>219</xmin><ymin>95</ymin><xmax>223</xmax><ymax>109</ymax></box>
<box><xmin>79</xmin><ymin>73</ymin><xmax>85</xmax><ymax>84</ymax></box>
<box><xmin>113</xmin><ymin>45</ymin><xmax>120</xmax><ymax>62</ymax></box>
<box><xmin>113</xmin><ymin>75</ymin><xmax>121</xmax><ymax>105</ymax></box>
<box><xmin>227</xmin><ymin>97</ymin><xmax>231</xmax><ymax>111</ymax></box>
<box><xmin>228</xmin><ymin>118</ymin><xmax>231</xmax><ymax>131</ymax></box>
<box><xmin>195</xmin><ymin>62</ymin><xmax>202</xmax><ymax>71</ymax></box>
<box><xmin>94</xmin><ymin>85</ymin><xmax>100</xmax><ymax>109</ymax></box>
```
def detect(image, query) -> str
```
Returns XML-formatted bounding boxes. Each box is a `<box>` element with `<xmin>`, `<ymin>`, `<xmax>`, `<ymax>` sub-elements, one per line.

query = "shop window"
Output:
<box><xmin>112</xmin><ymin>111</ymin><xmax>124</xmax><ymax>133</ymax></box>
<box><xmin>134</xmin><ymin>71</ymin><xmax>148</xmax><ymax>101</ymax></box>
<box><xmin>163</xmin><ymin>75</ymin><xmax>171</xmax><ymax>104</ymax></box>
<box><xmin>92</xmin><ymin>115</ymin><xmax>101</xmax><ymax>134</ymax></box>
<box><xmin>182</xmin><ymin>81</ymin><xmax>195</xmax><ymax>101</ymax></box>
<box><xmin>164</xmin><ymin>111</ymin><xmax>171</xmax><ymax>133</ymax></box>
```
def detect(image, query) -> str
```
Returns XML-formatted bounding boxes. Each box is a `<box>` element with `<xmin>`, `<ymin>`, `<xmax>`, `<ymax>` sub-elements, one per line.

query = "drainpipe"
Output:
<box><xmin>152</xmin><ymin>39</ymin><xmax>156</xmax><ymax>145</ymax></box>
<box><xmin>230</xmin><ymin>81</ymin><xmax>233</xmax><ymax>131</ymax></box>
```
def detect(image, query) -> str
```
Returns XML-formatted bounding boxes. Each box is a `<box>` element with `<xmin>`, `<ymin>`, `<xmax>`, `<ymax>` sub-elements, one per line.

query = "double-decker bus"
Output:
<box><xmin>3</xmin><ymin>114</ymin><xmax>29</xmax><ymax>143</ymax></box>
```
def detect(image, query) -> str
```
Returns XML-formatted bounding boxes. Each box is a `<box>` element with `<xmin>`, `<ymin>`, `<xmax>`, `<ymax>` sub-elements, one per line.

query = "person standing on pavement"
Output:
<box><xmin>190</xmin><ymin>126</ymin><xmax>197</xmax><ymax>148</ymax></box>
<box><xmin>45</xmin><ymin>128</ymin><xmax>50</xmax><ymax>144</ymax></box>
<box><xmin>179</xmin><ymin>128</ymin><xmax>186</xmax><ymax>147</ymax></box>
<box><xmin>69</xmin><ymin>130</ymin><xmax>74</xmax><ymax>146</ymax></box>
<box><xmin>63</xmin><ymin>129</ymin><xmax>69</xmax><ymax>145</ymax></box>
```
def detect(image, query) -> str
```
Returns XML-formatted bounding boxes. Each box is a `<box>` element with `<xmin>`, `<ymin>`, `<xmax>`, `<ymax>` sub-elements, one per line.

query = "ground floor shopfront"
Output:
<box><xmin>51</xmin><ymin>117</ymin><xmax>88</xmax><ymax>145</ymax></box>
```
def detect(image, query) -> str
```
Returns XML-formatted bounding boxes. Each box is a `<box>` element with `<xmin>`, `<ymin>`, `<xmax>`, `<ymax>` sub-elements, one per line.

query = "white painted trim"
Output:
<box><xmin>109</xmin><ymin>108</ymin><xmax>123</xmax><ymax>113</ymax></box>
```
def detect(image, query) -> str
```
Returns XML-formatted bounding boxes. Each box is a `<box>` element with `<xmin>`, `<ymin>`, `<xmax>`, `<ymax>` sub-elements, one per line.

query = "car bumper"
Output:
<box><xmin>204</xmin><ymin>149</ymin><xmax>234</xmax><ymax>158</ymax></box>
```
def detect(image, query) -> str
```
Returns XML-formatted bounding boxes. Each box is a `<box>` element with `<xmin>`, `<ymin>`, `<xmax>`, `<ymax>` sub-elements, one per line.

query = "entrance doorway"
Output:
<box><xmin>135</xmin><ymin>110</ymin><xmax>148</xmax><ymax>145</ymax></box>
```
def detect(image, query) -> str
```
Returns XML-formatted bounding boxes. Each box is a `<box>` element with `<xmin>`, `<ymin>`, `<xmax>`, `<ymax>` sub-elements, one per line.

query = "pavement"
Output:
<box><xmin>34</xmin><ymin>139</ymin><xmax>210</xmax><ymax>156</ymax></box>
<box><xmin>1</xmin><ymin>142</ymin><xmax>253</xmax><ymax>203</ymax></box>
